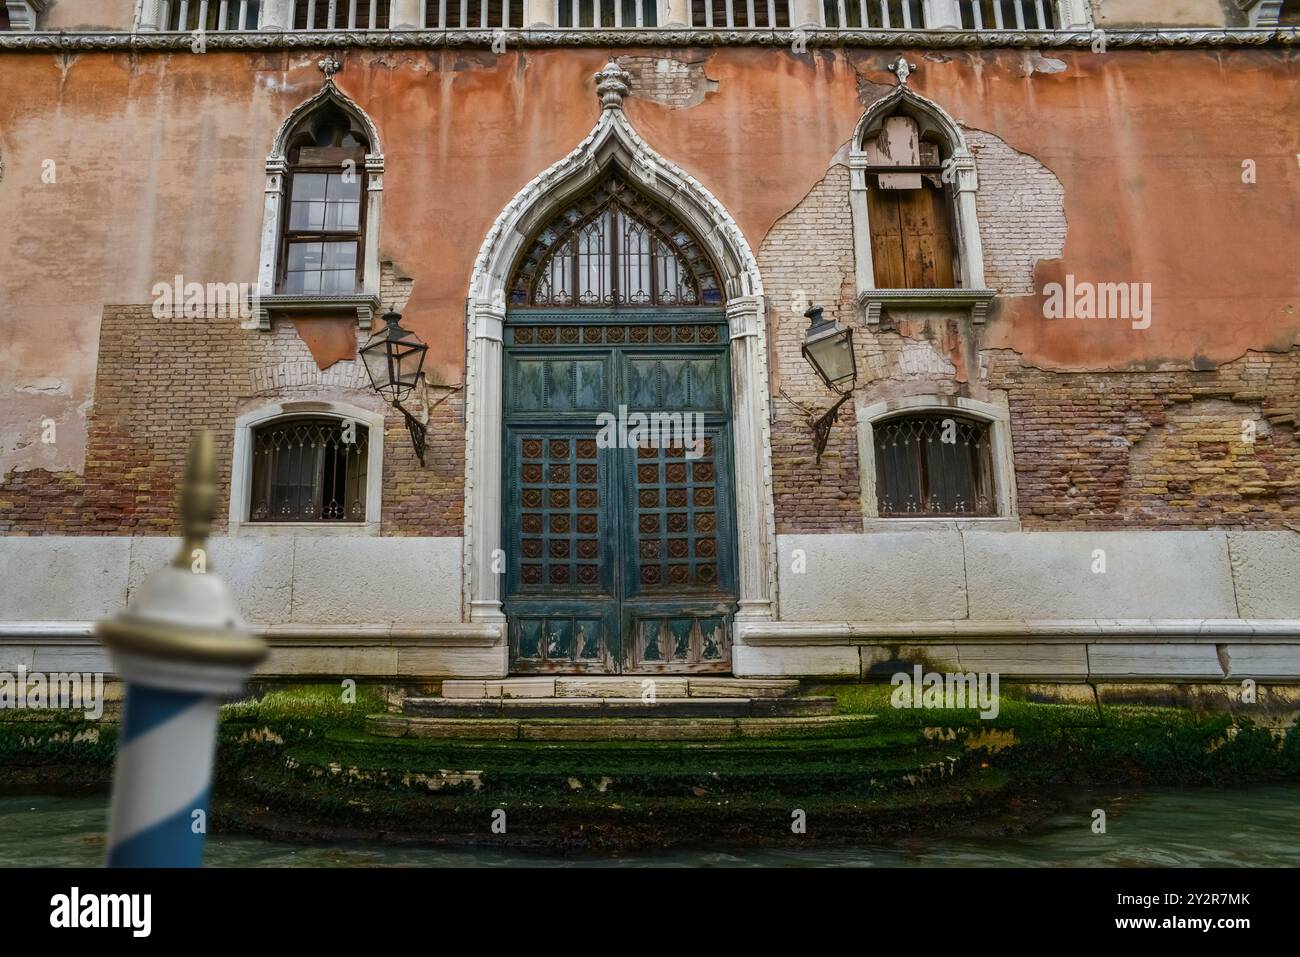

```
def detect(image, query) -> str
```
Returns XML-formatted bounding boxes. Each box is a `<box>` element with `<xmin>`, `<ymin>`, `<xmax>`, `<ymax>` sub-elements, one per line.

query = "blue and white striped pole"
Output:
<box><xmin>97</xmin><ymin>431</ymin><xmax>267</xmax><ymax>867</ymax></box>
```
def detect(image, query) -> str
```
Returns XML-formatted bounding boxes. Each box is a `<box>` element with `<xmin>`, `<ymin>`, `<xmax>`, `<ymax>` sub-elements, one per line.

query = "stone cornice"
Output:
<box><xmin>0</xmin><ymin>28</ymin><xmax>1296</xmax><ymax>52</ymax></box>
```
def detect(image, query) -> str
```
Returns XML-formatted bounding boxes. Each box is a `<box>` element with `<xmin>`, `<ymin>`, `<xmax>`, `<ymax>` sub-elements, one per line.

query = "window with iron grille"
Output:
<box><xmin>294</xmin><ymin>0</ymin><xmax>391</xmax><ymax>29</ymax></box>
<box><xmin>687</xmin><ymin>0</ymin><xmax>787</xmax><ymax>27</ymax></box>
<box><xmin>555</xmin><ymin>0</ymin><xmax>659</xmax><ymax>27</ymax></box>
<box><xmin>248</xmin><ymin>418</ymin><xmax>369</xmax><ymax>522</ymax></box>
<box><xmin>874</xmin><ymin>413</ymin><xmax>995</xmax><ymax>517</ymax></box>
<box><xmin>160</xmin><ymin>0</ymin><xmax>263</xmax><ymax>30</ymax></box>
<box><xmin>958</xmin><ymin>0</ymin><xmax>1055</xmax><ymax>31</ymax></box>
<box><xmin>822</xmin><ymin>0</ymin><xmax>920</xmax><ymax>28</ymax></box>
<box><xmin>427</xmin><ymin>0</ymin><xmax>526</xmax><ymax>27</ymax></box>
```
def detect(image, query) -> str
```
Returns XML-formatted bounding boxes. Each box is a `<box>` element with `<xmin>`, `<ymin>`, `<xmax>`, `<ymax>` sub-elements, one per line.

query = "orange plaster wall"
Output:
<box><xmin>871</xmin><ymin>47</ymin><xmax>1300</xmax><ymax>369</ymax></box>
<box><xmin>0</xmin><ymin>45</ymin><xmax>1297</xmax><ymax>475</ymax></box>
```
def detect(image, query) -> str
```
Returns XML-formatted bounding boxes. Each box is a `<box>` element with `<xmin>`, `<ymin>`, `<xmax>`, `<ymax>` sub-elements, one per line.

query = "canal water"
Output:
<box><xmin>1</xmin><ymin>785</ymin><xmax>1296</xmax><ymax>867</ymax></box>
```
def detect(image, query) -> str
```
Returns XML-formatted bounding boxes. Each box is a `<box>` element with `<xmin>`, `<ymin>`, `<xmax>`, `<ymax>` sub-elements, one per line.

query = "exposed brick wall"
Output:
<box><xmin>617</xmin><ymin>54</ymin><xmax>717</xmax><ymax>109</ymax></box>
<box><xmin>987</xmin><ymin>349</ymin><xmax>1300</xmax><ymax>529</ymax></box>
<box><xmin>760</xmin><ymin>163</ymin><xmax>863</xmax><ymax>533</ymax></box>
<box><xmin>761</xmin><ymin>159</ymin><xmax>1300</xmax><ymax>534</ymax></box>
<box><xmin>0</xmin><ymin>305</ymin><xmax>464</xmax><ymax>536</ymax></box>
<box><xmin>968</xmin><ymin>128</ymin><xmax>1066</xmax><ymax>296</ymax></box>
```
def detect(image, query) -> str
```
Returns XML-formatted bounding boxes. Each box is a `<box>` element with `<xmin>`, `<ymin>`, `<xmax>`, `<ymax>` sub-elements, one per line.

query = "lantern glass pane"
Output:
<box><xmin>807</xmin><ymin>333</ymin><xmax>855</xmax><ymax>388</ymax></box>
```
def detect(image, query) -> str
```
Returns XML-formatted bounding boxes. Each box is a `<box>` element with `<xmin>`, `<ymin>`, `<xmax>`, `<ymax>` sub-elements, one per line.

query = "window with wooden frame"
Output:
<box><xmin>248</xmin><ymin>417</ymin><xmax>369</xmax><ymax>523</ymax></box>
<box><xmin>863</xmin><ymin>113</ymin><xmax>958</xmax><ymax>290</ymax></box>
<box><xmin>873</xmin><ymin>412</ymin><xmax>994</xmax><ymax>517</ymax></box>
<box><xmin>279</xmin><ymin>102</ymin><xmax>368</xmax><ymax>295</ymax></box>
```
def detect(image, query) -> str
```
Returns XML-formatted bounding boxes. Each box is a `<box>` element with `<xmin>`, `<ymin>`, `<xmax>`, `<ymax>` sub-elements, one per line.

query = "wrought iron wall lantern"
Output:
<box><xmin>800</xmin><ymin>305</ymin><xmax>858</xmax><ymax>463</ymax></box>
<box><xmin>360</xmin><ymin>308</ymin><xmax>429</xmax><ymax>465</ymax></box>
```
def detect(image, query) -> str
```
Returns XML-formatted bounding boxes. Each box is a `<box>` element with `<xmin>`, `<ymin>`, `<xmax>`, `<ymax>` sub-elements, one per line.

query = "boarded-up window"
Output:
<box><xmin>867</xmin><ymin>177</ymin><xmax>956</xmax><ymax>289</ymax></box>
<box><xmin>863</xmin><ymin>114</ymin><xmax>958</xmax><ymax>289</ymax></box>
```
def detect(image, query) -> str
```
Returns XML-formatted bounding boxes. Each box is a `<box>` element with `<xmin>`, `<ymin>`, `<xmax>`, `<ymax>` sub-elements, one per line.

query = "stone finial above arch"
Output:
<box><xmin>462</xmin><ymin>61</ymin><xmax>777</xmax><ymax>644</ymax></box>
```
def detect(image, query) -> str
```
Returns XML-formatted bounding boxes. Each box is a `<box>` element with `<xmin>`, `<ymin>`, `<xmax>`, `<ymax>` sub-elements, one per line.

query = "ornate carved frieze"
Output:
<box><xmin>0</xmin><ymin>28</ymin><xmax>1295</xmax><ymax>52</ymax></box>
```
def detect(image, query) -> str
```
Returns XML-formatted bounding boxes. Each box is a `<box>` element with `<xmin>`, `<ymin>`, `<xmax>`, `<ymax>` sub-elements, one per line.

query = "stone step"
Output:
<box><xmin>403</xmin><ymin>695</ymin><xmax>835</xmax><ymax>720</ymax></box>
<box><xmin>367</xmin><ymin>712</ymin><xmax>876</xmax><ymax>742</ymax></box>
<box><xmin>438</xmin><ymin>677</ymin><xmax>801</xmax><ymax>700</ymax></box>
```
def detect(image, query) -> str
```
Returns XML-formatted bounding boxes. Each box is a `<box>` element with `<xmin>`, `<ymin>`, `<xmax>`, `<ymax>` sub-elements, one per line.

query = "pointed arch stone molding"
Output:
<box><xmin>462</xmin><ymin>61</ymin><xmax>778</xmax><ymax>632</ymax></box>
<box><xmin>253</xmin><ymin>76</ymin><xmax>385</xmax><ymax>331</ymax></box>
<box><xmin>849</xmin><ymin>84</ymin><xmax>996</xmax><ymax>325</ymax></box>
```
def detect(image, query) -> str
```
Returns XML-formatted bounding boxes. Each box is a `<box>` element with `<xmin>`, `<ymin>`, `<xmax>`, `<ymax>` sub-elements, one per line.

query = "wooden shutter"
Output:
<box><xmin>866</xmin><ymin>177</ymin><xmax>956</xmax><ymax>289</ymax></box>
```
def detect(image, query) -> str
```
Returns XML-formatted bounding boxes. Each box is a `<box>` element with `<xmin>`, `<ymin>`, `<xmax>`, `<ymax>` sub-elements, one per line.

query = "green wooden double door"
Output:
<box><xmin>502</xmin><ymin>310</ymin><xmax>738</xmax><ymax>674</ymax></box>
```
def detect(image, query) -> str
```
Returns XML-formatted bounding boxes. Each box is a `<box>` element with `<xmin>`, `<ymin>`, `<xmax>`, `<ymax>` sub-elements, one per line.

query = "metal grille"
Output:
<box><xmin>874</xmin><ymin>414</ymin><xmax>995</xmax><ymax>517</ymax></box>
<box><xmin>958</xmin><ymin>0</ymin><xmax>1054</xmax><ymax>29</ymax></box>
<box><xmin>555</xmin><ymin>0</ymin><xmax>659</xmax><ymax>27</ymax></box>
<box><xmin>688</xmin><ymin>0</ymin><xmax>789</xmax><ymax>27</ymax></box>
<box><xmin>426</xmin><ymin>0</ymin><xmax>526</xmax><ymax>28</ymax></box>
<box><xmin>511</xmin><ymin>171</ymin><xmax>723</xmax><ymax>308</ymax></box>
<box><xmin>294</xmin><ymin>0</ymin><xmax>392</xmax><ymax>28</ymax></box>
<box><xmin>821</xmin><ymin>0</ymin><xmax>920</xmax><ymax>28</ymax></box>
<box><xmin>249</xmin><ymin>418</ymin><xmax>369</xmax><ymax>522</ymax></box>
<box><xmin>161</xmin><ymin>0</ymin><xmax>262</xmax><ymax>29</ymax></box>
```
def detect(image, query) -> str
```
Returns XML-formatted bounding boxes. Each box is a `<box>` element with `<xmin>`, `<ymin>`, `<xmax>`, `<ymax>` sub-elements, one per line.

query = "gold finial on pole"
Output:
<box><xmin>173</xmin><ymin>429</ymin><xmax>218</xmax><ymax>572</ymax></box>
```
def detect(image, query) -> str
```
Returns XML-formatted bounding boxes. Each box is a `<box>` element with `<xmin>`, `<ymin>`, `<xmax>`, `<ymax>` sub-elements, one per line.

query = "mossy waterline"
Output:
<box><xmin>3</xmin><ymin>682</ymin><xmax>1297</xmax><ymax>852</ymax></box>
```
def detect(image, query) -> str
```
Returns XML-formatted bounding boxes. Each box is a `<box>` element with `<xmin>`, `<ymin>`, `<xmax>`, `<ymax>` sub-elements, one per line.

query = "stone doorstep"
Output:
<box><xmin>438</xmin><ymin>677</ymin><xmax>801</xmax><ymax>700</ymax></box>
<box><xmin>403</xmin><ymin>696</ymin><xmax>836</xmax><ymax>719</ymax></box>
<box><xmin>367</xmin><ymin>713</ymin><xmax>874</xmax><ymax>742</ymax></box>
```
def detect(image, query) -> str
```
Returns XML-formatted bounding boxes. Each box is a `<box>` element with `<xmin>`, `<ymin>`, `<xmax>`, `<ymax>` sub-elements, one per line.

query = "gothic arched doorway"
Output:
<box><xmin>501</xmin><ymin>168</ymin><xmax>738</xmax><ymax>674</ymax></box>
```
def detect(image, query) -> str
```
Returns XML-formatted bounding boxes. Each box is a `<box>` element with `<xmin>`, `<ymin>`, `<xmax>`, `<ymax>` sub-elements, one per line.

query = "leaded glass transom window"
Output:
<box><xmin>874</xmin><ymin>413</ymin><xmax>994</xmax><ymax>517</ymax></box>
<box><xmin>249</xmin><ymin>417</ymin><xmax>369</xmax><ymax>522</ymax></box>
<box><xmin>510</xmin><ymin>171</ymin><xmax>724</xmax><ymax>308</ymax></box>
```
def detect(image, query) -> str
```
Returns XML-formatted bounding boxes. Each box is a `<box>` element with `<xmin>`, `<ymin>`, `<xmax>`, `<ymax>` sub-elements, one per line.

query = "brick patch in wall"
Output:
<box><xmin>0</xmin><ymin>305</ymin><xmax>464</xmax><ymax>536</ymax></box>
<box><xmin>617</xmin><ymin>54</ymin><xmax>718</xmax><ymax>109</ymax></box>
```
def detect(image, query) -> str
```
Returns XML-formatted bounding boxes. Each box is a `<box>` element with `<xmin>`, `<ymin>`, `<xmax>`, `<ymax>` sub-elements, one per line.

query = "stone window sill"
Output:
<box><xmin>861</xmin><ymin>516</ymin><xmax>1021</xmax><ymax>532</ymax></box>
<box><xmin>230</xmin><ymin>521</ymin><xmax>380</xmax><ymax>537</ymax></box>
<box><xmin>252</xmin><ymin>293</ymin><xmax>381</xmax><ymax>332</ymax></box>
<box><xmin>858</xmin><ymin>288</ymin><xmax>997</xmax><ymax>325</ymax></box>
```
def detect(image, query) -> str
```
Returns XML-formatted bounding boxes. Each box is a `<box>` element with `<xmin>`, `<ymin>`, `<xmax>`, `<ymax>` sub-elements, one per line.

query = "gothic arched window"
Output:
<box><xmin>279</xmin><ymin>102</ymin><xmax>370</xmax><ymax>295</ymax></box>
<box><xmin>509</xmin><ymin>171</ymin><xmax>724</xmax><ymax>308</ymax></box>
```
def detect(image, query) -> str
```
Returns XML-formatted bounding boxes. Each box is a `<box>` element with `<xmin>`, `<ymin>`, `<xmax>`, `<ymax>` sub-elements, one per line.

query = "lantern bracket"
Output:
<box><xmin>812</xmin><ymin>390</ymin><xmax>853</xmax><ymax>464</ymax></box>
<box><xmin>395</xmin><ymin>399</ymin><xmax>427</xmax><ymax>467</ymax></box>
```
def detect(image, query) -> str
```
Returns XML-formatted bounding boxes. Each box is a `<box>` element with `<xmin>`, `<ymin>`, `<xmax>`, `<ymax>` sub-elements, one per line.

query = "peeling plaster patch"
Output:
<box><xmin>856</xmin><ymin>76</ymin><xmax>893</xmax><ymax>107</ymax></box>
<box><xmin>15</xmin><ymin>378</ymin><xmax>69</xmax><ymax>396</ymax></box>
<box><xmin>1021</xmin><ymin>51</ymin><xmax>1067</xmax><ymax>75</ymax></box>
<box><xmin>922</xmin><ymin>53</ymin><xmax>953</xmax><ymax>64</ymax></box>
<box><xmin>968</xmin><ymin>128</ymin><xmax>1067</xmax><ymax>296</ymax></box>
<box><xmin>881</xmin><ymin>337</ymin><xmax>957</xmax><ymax>379</ymax></box>
<box><xmin>616</xmin><ymin>55</ymin><xmax>718</xmax><ymax>109</ymax></box>
<box><xmin>379</xmin><ymin>259</ymin><xmax>415</xmax><ymax>311</ymax></box>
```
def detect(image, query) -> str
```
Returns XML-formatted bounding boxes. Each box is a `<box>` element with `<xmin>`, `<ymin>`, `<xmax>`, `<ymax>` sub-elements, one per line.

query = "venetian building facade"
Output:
<box><xmin>1</xmin><ymin>0</ymin><xmax>1298</xmax><ymax>684</ymax></box>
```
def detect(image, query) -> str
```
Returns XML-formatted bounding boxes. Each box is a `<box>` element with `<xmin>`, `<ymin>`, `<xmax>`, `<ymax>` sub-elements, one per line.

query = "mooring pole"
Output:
<box><xmin>97</xmin><ymin>431</ymin><xmax>267</xmax><ymax>867</ymax></box>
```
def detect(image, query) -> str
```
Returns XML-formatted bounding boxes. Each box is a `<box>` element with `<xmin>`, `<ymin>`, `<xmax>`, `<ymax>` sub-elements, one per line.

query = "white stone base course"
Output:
<box><xmin>2</xmin><ymin>531</ymin><xmax>1300</xmax><ymax>680</ymax></box>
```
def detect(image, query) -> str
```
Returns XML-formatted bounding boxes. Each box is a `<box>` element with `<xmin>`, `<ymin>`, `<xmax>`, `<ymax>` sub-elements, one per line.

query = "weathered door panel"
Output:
<box><xmin>503</xmin><ymin>311</ymin><xmax>736</xmax><ymax>674</ymax></box>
